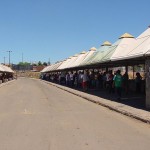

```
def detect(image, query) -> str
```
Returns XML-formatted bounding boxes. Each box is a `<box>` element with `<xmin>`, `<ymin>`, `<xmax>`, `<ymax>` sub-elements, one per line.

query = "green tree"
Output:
<box><xmin>18</xmin><ymin>62</ymin><xmax>30</xmax><ymax>66</ymax></box>
<box><xmin>43</xmin><ymin>62</ymin><xmax>47</xmax><ymax>66</ymax></box>
<box><xmin>38</xmin><ymin>61</ymin><xmax>42</xmax><ymax>66</ymax></box>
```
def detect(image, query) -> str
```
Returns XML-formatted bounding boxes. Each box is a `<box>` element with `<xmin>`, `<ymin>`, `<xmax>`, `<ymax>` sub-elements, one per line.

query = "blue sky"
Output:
<box><xmin>0</xmin><ymin>0</ymin><xmax>149</xmax><ymax>64</ymax></box>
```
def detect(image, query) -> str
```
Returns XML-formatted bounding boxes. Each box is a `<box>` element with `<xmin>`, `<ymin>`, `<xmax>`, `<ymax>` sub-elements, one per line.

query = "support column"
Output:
<box><xmin>145</xmin><ymin>58</ymin><xmax>150</xmax><ymax>109</ymax></box>
<box><xmin>106</xmin><ymin>66</ymin><xmax>108</xmax><ymax>72</ymax></box>
<box><xmin>125</xmin><ymin>65</ymin><xmax>128</xmax><ymax>73</ymax></box>
<box><xmin>133</xmin><ymin>66</ymin><xmax>135</xmax><ymax>79</ymax></box>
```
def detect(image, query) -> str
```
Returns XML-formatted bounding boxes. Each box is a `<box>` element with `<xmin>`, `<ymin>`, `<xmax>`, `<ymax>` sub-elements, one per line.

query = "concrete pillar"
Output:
<box><xmin>106</xmin><ymin>66</ymin><xmax>108</xmax><ymax>72</ymax></box>
<box><xmin>133</xmin><ymin>66</ymin><xmax>135</xmax><ymax>79</ymax></box>
<box><xmin>125</xmin><ymin>65</ymin><xmax>128</xmax><ymax>73</ymax></box>
<box><xmin>145</xmin><ymin>58</ymin><xmax>150</xmax><ymax>109</ymax></box>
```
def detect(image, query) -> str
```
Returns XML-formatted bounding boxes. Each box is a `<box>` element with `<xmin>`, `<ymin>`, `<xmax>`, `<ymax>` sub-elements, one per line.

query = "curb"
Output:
<box><xmin>0</xmin><ymin>80</ymin><xmax>16</xmax><ymax>88</ymax></box>
<box><xmin>41</xmin><ymin>80</ymin><xmax>150</xmax><ymax>124</ymax></box>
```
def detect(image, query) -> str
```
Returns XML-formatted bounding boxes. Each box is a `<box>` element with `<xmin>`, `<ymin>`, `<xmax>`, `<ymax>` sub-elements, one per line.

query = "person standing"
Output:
<box><xmin>122</xmin><ymin>71</ymin><xmax>129</xmax><ymax>94</ymax></box>
<box><xmin>70</xmin><ymin>72</ymin><xmax>74</xmax><ymax>87</ymax></box>
<box><xmin>66</xmin><ymin>73</ymin><xmax>70</xmax><ymax>86</ymax></box>
<box><xmin>81</xmin><ymin>71</ymin><xmax>89</xmax><ymax>91</ymax></box>
<box><xmin>135</xmin><ymin>72</ymin><xmax>142</xmax><ymax>93</ymax></box>
<box><xmin>113</xmin><ymin>70</ymin><xmax>123</xmax><ymax>101</ymax></box>
<box><xmin>108</xmin><ymin>70</ymin><xmax>114</xmax><ymax>94</ymax></box>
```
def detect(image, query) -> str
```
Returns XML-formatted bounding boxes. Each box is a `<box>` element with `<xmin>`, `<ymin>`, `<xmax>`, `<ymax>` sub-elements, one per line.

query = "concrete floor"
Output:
<box><xmin>0</xmin><ymin>78</ymin><xmax>150</xmax><ymax>150</ymax></box>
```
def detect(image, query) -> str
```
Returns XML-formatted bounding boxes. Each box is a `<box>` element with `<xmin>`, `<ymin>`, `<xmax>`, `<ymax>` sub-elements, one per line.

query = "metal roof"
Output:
<box><xmin>64</xmin><ymin>54</ymin><xmax>79</xmax><ymax>69</ymax></box>
<box><xmin>69</xmin><ymin>51</ymin><xmax>88</xmax><ymax>68</ymax></box>
<box><xmin>84</xmin><ymin>44</ymin><xmax>113</xmax><ymax>65</ymax></box>
<box><xmin>0</xmin><ymin>64</ymin><xmax>14</xmax><ymax>73</ymax></box>
<box><xmin>111</xmin><ymin>28</ymin><xmax>150</xmax><ymax>60</ymax></box>
<box><xmin>127</xmin><ymin>28</ymin><xmax>150</xmax><ymax>57</ymax></box>
<box><xmin>57</xmin><ymin>57</ymin><xmax>72</xmax><ymax>70</ymax></box>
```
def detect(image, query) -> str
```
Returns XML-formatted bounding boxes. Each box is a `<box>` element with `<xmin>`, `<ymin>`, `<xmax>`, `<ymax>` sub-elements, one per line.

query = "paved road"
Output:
<box><xmin>0</xmin><ymin>78</ymin><xmax>150</xmax><ymax>150</ymax></box>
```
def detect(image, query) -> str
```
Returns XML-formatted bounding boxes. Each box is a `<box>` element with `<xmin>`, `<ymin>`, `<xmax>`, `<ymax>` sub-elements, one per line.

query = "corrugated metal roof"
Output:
<box><xmin>0</xmin><ymin>64</ymin><xmax>14</xmax><ymax>73</ymax></box>
<box><xmin>127</xmin><ymin>28</ymin><xmax>150</xmax><ymax>57</ymax></box>
<box><xmin>41</xmin><ymin>65</ymin><xmax>53</xmax><ymax>73</ymax></box>
<box><xmin>0</xmin><ymin>65</ymin><xmax>5</xmax><ymax>72</ymax></box>
<box><xmin>80</xmin><ymin>42</ymin><xmax>112</xmax><ymax>66</ymax></box>
<box><xmin>86</xmin><ymin>44</ymin><xmax>113</xmax><ymax>65</ymax></box>
<box><xmin>80</xmin><ymin>51</ymin><xmax>98</xmax><ymax>66</ymax></box>
<box><xmin>69</xmin><ymin>51</ymin><xmax>88</xmax><ymax>68</ymax></box>
<box><xmin>79</xmin><ymin>47</ymin><xmax>97</xmax><ymax>65</ymax></box>
<box><xmin>41</xmin><ymin>28</ymin><xmax>150</xmax><ymax>71</ymax></box>
<box><xmin>89</xmin><ymin>35</ymin><xmax>135</xmax><ymax>64</ymax></box>
<box><xmin>111</xmin><ymin>28</ymin><xmax>150</xmax><ymax>60</ymax></box>
<box><xmin>91</xmin><ymin>45</ymin><xmax>118</xmax><ymax>64</ymax></box>
<box><xmin>51</xmin><ymin>61</ymin><xmax>63</xmax><ymax>71</ymax></box>
<box><xmin>57</xmin><ymin>57</ymin><xmax>72</xmax><ymax>70</ymax></box>
<box><xmin>101</xmin><ymin>45</ymin><xmax>118</xmax><ymax>62</ymax></box>
<box><xmin>111</xmin><ymin>38</ymin><xmax>136</xmax><ymax>61</ymax></box>
<box><xmin>137</xmin><ymin>27</ymin><xmax>150</xmax><ymax>38</ymax></box>
<box><xmin>64</xmin><ymin>54</ymin><xmax>79</xmax><ymax>68</ymax></box>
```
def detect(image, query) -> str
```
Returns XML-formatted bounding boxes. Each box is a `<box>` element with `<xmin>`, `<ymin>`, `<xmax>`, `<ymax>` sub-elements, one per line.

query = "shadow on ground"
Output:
<box><xmin>55</xmin><ymin>82</ymin><xmax>146</xmax><ymax>111</ymax></box>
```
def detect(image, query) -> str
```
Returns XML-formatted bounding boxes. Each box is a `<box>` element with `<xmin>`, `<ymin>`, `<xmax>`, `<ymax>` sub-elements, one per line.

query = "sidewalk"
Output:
<box><xmin>41</xmin><ymin>80</ymin><xmax>150</xmax><ymax>124</ymax></box>
<box><xmin>0</xmin><ymin>79</ymin><xmax>15</xmax><ymax>88</ymax></box>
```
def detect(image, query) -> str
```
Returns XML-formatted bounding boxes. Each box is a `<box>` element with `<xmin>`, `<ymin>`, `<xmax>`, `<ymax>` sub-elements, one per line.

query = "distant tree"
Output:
<box><xmin>43</xmin><ymin>62</ymin><xmax>47</xmax><ymax>66</ymax></box>
<box><xmin>38</xmin><ymin>61</ymin><xmax>42</xmax><ymax>66</ymax></box>
<box><xmin>18</xmin><ymin>62</ymin><xmax>30</xmax><ymax>66</ymax></box>
<box><xmin>32</xmin><ymin>63</ymin><xmax>37</xmax><ymax>66</ymax></box>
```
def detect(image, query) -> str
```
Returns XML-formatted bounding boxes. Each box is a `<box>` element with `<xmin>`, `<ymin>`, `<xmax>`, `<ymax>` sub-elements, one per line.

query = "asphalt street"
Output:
<box><xmin>0</xmin><ymin>78</ymin><xmax>150</xmax><ymax>150</ymax></box>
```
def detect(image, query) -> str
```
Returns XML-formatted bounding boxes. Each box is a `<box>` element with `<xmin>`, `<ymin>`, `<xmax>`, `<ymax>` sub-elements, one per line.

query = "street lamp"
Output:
<box><xmin>7</xmin><ymin>51</ymin><xmax>12</xmax><ymax>66</ymax></box>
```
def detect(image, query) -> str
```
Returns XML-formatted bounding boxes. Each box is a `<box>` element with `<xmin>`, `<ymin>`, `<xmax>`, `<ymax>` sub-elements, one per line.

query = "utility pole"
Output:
<box><xmin>22</xmin><ymin>53</ymin><xmax>24</xmax><ymax>63</ymax></box>
<box><xmin>4</xmin><ymin>57</ymin><xmax>6</xmax><ymax>65</ymax></box>
<box><xmin>7</xmin><ymin>51</ymin><xmax>12</xmax><ymax>66</ymax></box>
<box><xmin>48</xmin><ymin>58</ymin><xmax>51</xmax><ymax>65</ymax></box>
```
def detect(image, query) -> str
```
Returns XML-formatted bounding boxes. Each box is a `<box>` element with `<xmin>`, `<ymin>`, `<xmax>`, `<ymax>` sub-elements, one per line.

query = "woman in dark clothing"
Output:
<box><xmin>135</xmin><ymin>72</ymin><xmax>142</xmax><ymax>93</ymax></box>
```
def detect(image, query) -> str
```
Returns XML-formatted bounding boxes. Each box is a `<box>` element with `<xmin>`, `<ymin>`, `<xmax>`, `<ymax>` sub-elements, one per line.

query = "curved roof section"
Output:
<box><xmin>89</xmin><ymin>33</ymin><xmax>135</xmax><ymax>64</ymax></box>
<box><xmin>0</xmin><ymin>64</ymin><xmax>14</xmax><ymax>73</ymax></box>
<box><xmin>82</xmin><ymin>43</ymin><xmax>112</xmax><ymax>65</ymax></box>
<box><xmin>79</xmin><ymin>48</ymin><xmax>97</xmax><ymax>66</ymax></box>
<box><xmin>111</xmin><ymin>28</ymin><xmax>150</xmax><ymax>60</ymax></box>
<box><xmin>57</xmin><ymin>57</ymin><xmax>72</xmax><ymax>70</ymax></box>
<box><xmin>0</xmin><ymin>65</ymin><xmax>5</xmax><ymax>72</ymax></box>
<box><xmin>64</xmin><ymin>54</ymin><xmax>79</xmax><ymax>69</ymax></box>
<box><xmin>127</xmin><ymin>28</ymin><xmax>150</xmax><ymax>57</ymax></box>
<box><xmin>50</xmin><ymin>61</ymin><xmax>63</xmax><ymax>71</ymax></box>
<box><xmin>90</xmin><ymin>45</ymin><xmax>117</xmax><ymax>64</ymax></box>
<box><xmin>111</xmin><ymin>37</ymin><xmax>136</xmax><ymax>61</ymax></box>
<box><xmin>68</xmin><ymin>51</ymin><xmax>88</xmax><ymax>68</ymax></box>
<box><xmin>41</xmin><ymin>65</ymin><xmax>52</xmax><ymax>73</ymax></box>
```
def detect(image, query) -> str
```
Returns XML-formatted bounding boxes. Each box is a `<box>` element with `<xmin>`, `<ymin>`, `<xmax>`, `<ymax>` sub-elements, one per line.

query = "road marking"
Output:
<box><xmin>23</xmin><ymin>109</ymin><xmax>33</xmax><ymax>115</ymax></box>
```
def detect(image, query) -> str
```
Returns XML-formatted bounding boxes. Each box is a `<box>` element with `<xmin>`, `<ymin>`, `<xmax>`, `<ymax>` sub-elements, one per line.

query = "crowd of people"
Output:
<box><xmin>0</xmin><ymin>73</ymin><xmax>14</xmax><ymax>83</ymax></box>
<box><xmin>41</xmin><ymin>69</ymin><xmax>143</xmax><ymax>101</ymax></box>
